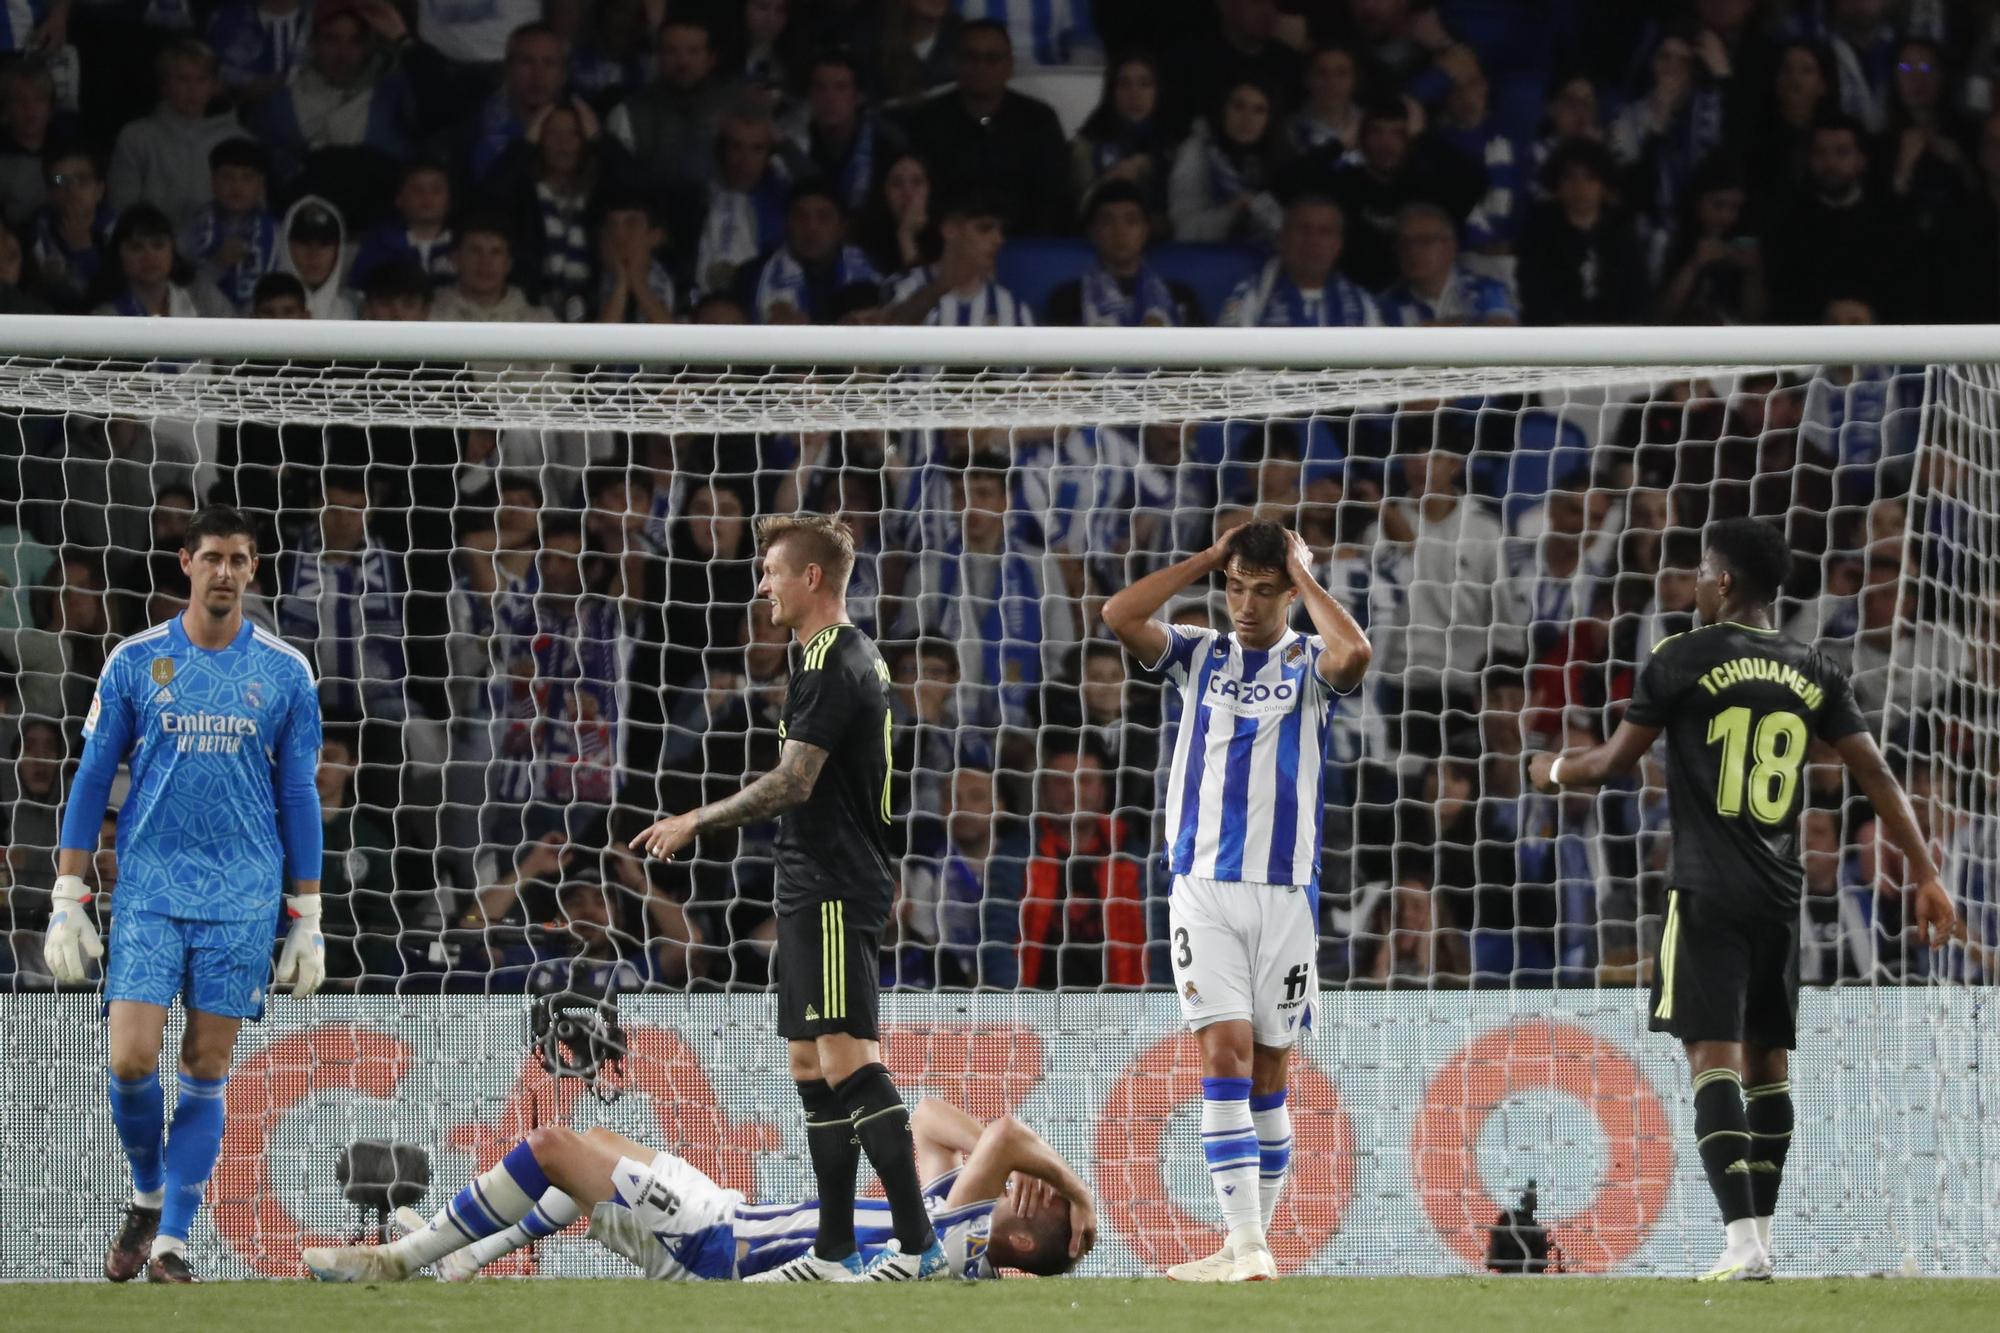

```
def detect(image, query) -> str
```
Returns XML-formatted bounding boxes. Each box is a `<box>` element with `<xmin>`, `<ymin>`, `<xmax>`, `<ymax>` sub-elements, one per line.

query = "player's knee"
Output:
<box><xmin>788</xmin><ymin>1041</ymin><xmax>823</xmax><ymax>1082</ymax></box>
<box><xmin>107</xmin><ymin>1049</ymin><xmax>158</xmax><ymax>1082</ymax></box>
<box><xmin>525</xmin><ymin>1124</ymin><xmax>580</xmax><ymax>1163</ymax></box>
<box><xmin>581</xmin><ymin>1126</ymin><xmax>620</xmax><ymax>1147</ymax></box>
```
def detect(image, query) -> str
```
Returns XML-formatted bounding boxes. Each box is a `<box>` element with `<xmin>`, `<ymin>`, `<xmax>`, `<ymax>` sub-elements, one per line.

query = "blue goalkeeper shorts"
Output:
<box><xmin>105</xmin><ymin>907</ymin><xmax>277</xmax><ymax>1021</ymax></box>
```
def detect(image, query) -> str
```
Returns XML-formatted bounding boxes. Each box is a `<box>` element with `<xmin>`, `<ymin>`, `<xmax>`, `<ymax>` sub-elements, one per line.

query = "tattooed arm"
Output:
<box><xmin>631</xmin><ymin>740</ymin><xmax>828</xmax><ymax>860</ymax></box>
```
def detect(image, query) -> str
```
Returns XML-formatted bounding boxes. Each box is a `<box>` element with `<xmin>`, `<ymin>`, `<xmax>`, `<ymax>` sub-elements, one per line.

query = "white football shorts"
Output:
<box><xmin>1168</xmin><ymin>874</ymin><xmax>1318</xmax><ymax>1048</ymax></box>
<box><xmin>588</xmin><ymin>1150</ymin><xmax>744</xmax><ymax>1281</ymax></box>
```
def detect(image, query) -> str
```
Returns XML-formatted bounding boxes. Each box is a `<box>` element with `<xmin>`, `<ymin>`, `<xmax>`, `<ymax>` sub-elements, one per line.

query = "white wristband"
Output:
<box><xmin>53</xmin><ymin>873</ymin><xmax>91</xmax><ymax>905</ymax></box>
<box><xmin>1548</xmin><ymin>756</ymin><xmax>1566</xmax><ymax>787</ymax></box>
<box><xmin>286</xmin><ymin>893</ymin><xmax>323</xmax><ymax>921</ymax></box>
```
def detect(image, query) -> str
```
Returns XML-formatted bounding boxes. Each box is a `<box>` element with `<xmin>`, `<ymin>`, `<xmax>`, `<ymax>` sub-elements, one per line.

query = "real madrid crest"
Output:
<box><xmin>151</xmin><ymin>657</ymin><xmax>175</xmax><ymax>687</ymax></box>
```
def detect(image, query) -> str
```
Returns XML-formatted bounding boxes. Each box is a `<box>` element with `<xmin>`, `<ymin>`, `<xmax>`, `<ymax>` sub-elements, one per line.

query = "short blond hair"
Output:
<box><xmin>756</xmin><ymin>513</ymin><xmax>857</xmax><ymax>587</ymax></box>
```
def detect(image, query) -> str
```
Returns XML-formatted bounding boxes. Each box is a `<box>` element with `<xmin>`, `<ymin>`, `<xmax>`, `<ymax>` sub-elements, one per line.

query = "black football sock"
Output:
<box><xmin>798</xmin><ymin>1078</ymin><xmax>859</xmax><ymax>1261</ymax></box>
<box><xmin>835</xmin><ymin>1063</ymin><xmax>936</xmax><ymax>1254</ymax></box>
<box><xmin>1744</xmin><ymin>1079</ymin><xmax>1794</xmax><ymax>1220</ymax></box>
<box><xmin>1692</xmin><ymin>1067</ymin><xmax>1756</xmax><ymax>1224</ymax></box>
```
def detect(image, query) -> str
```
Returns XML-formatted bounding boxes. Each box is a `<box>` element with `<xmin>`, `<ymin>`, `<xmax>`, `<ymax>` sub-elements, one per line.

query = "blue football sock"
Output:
<box><xmin>108</xmin><ymin>1070</ymin><xmax>166</xmax><ymax>1201</ymax></box>
<box><xmin>160</xmin><ymin>1073</ymin><xmax>228</xmax><ymax>1241</ymax></box>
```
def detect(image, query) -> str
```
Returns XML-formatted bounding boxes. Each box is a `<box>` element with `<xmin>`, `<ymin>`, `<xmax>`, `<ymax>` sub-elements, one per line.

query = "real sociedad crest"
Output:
<box><xmin>1285</xmin><ymin>643</ymin><xmax>1306</xmax><ymax>666</ymax></box>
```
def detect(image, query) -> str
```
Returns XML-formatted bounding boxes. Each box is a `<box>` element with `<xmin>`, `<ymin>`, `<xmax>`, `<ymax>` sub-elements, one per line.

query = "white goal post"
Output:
<box><xmin>0</xmin><ymin>316</ymin><xmax>1991</xmax><ymax>1281</ymax></box>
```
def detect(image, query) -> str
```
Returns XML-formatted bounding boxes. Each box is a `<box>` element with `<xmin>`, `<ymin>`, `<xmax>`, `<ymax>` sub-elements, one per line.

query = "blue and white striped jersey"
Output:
<box><xmin>1148</xmin><ymin>623</ymin><xmax>1345</xmax><ymax>888</ymax></box>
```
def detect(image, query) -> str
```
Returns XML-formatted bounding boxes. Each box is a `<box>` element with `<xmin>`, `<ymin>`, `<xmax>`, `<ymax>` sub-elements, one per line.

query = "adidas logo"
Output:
<box><xmin>804</xmin><ymin>1004</ymin><xmax>820</xmax><ymax>1021</ymax></box>
<box><xmin>155</xmin><ymin>689</ymin><xmax>174</xmax><ymax>704</ymax></box>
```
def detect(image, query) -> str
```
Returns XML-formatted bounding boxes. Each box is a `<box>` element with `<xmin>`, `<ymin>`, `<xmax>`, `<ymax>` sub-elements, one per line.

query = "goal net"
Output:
<box><xmin>0</xmin><ymin>320</ymin><xmax>1991</xmax><ymax>1281</ymax></box>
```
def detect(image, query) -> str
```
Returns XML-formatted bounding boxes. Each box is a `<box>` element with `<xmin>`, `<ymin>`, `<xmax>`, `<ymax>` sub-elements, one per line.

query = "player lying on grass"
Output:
<box><xmin>1529</xmin><ymin>518</ymin><xmax>1960</xmax><ymax>1282</ymax></box>
<box><xmin>304</xmin><ymin>1097</ymin><xmax>1095</xmax><ymax>1283</ymax></box>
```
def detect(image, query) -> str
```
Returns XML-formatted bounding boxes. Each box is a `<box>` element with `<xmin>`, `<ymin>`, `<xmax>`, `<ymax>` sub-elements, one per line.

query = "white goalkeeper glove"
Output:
<box><xmin>43</xmin><ymin>875</ymin><xmax>103</xmax><ymax>984</ymax></box>
<box><xmin>275</xmin><ymin>893</ymin><xmax>326</xmax><ymax>998</ymax></box>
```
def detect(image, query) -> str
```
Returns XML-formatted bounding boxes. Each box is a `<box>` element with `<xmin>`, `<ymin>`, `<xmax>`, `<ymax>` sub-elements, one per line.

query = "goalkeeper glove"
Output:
<box><xmin>43</xmin><ymin>874</ymin><xmax>103</xmax><ymax>984</ymax></box>
<box><xmin>276</xmin><ymin>893</ymin><xmax>326</xmax><ymax>998</ymax></box>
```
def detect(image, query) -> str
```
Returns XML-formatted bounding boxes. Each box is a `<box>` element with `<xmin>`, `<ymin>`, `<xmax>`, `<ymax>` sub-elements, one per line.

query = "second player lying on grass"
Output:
<box><xmin>303</xmin><ymin>1097</ymin><xmax>1096</xmax><ymax>1282</ymax></box>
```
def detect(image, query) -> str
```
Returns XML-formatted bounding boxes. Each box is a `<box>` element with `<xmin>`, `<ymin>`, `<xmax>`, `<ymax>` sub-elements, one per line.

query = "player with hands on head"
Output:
<box><xmin>631</xmin><ymin>514</ymin><xmax>946</xmax><ymax>1281</ymax></box>
<box><xmin>1528</xmin><ymin>518</ymin><xmax>1961</xmax><ymax>1282</ymax></box>
<box><xmin>303</xmin><ymin>1095</ymin><xmax>1093</xmax><ymax>1283</ymax></box>
<box><xmin>1101</xmin><ymin>520</ymin><xmax>1370</xmax><ymax>1282</ymax></box>
<box><xmin>51</xmin><ymin>504</ymin><xmax>323</xmax><ymax>1284</ymax></box>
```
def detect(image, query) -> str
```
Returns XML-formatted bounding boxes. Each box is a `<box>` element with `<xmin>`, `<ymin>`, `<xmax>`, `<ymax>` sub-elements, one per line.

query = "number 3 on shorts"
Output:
<box><xmin>1174</xmin><ymin>927</ymin><xmax>1192</xmax><ymax>969</ymax></box>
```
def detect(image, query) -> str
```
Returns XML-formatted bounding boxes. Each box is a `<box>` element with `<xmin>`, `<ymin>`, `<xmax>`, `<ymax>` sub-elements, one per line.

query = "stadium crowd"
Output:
<box><xmin>0</xmin><ymin>0</ymin><xmax>1995</xmax><ymax>993</ymax></box>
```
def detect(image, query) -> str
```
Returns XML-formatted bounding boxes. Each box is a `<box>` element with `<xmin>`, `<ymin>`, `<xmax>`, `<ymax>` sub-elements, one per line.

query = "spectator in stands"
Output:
<box><xmin>695</xmin><ymin>97</ymin><xmax>797</xmax><ymax>298</ymax></box>
<box><xmin>206</xmin><ymin>0</ymin><xmax>311</xmax><ymax>111</ymax></box>
<box><xmin>606</xmin><ymin>16</ymin><xmax>728</xmax><ymax>207</ymax></box>
<box><xmin>1886</xmin><ymin>37</ymin><xmax>1982</xmax><ymax>321</ymax></box>
<box><xmin>900</xmin><ymin>457</ymin><xmax>1046</xmax><ymax>730</ymax></box>
<box><xmin>28</xmin><ymin>145</ymin><xmax>113</xmax><ymax>312</ymax></box>
<box><xmin>108</xmin><ymin>38</ymin><xmax>245</xmax><ymax>231</ymax></box>
<box><xmin>11</xmin><ymin>551</ymin><xmax>111</xmax><ymax>729</ymax></box>
<box><xmin>250</xmin><ymin>270</ymin><xmax>307</xmax><ymax>317</ymax></box>
<box><xmin>91</xmin><ymin>203</ymin><xmax>227</xmax><ymax>318</ymax></box>
<box><xmin>0</xmin><ymin>60</ymin><xmax>58</xmax><ymax>226</ymax></box>
<box><xmin>1047</xmin><ymin>180</ymin><xmax>1200</xmax><ymax>326</ymax></box>
<box><xmin>883</xmin><ymin>187</ymin><xmax>1033</xmax><ymax>326</ymax></box>
<box><xmin>1655</xmin><ymin>156</ymin><xmax>1766</xmax><ymax>325</ymax></box>
<box><xmin>1070</xmin><ymin>50</ymin><xmax>1169</xmax><ymax>223</ymax></box>
<box><xmin>1317</xmin><ymin>97</ymin><xmax>1486</xmax><ymax>292</ymax></box>
<box><xmin>1290</xmin><ymin>45</ymin><xmax>1361</xmax><ymax>155</ymax></box>
<box><xmin>349</xmin><ymin>161</ymin><xmax>455</xmax><ymax>294</ymax></box>
<box><xmin>879</xmin><ymin>0</ymin><xmax>961</xmax><ymax>104</ymax></box>
<box><xmin>1374</xmin><ymin>439</ymin><xmax>1504</xmax><ymax>749</ymax></box>
<box><xmin>888</xmin><ymin>637</ymin><xmax>995</xmax><ymax>845</ymax></box>
<box><xmin>660</xmin><ymin>479</ymin><xmax>756</xmax><ymax>690</ymax></box>
<box><xmin>1518</xmin><ymin>139</ymin><xmax>1647</xmax><ymax>326</ymax></box>
<box><xmin>855</xmin><ymin>149</ymin><xmax>929</xmax><ymax>275</ymax></box>
<box><xmin>1019</xmin><ymin>743</ymin><xmax>1144</xmax><ymax>989</ymax></box>
<box><xmin>523</xmin><ymin>876</ymin><xmax>645</xmax><ymax>995</ymax></box>
<box><xmin>484</xmin><ymin>97</ymin><xmax>610</xmax><ymax>321</ymax></box>
<box><xmin>560</xmin><ymin>0</ymin><xmax>653</xmax><ymax>111</ymax></box>
<box><xmin>430</xmin><ymin>213</ymin><xmax>556</xmax><ymax>322</ymax></box>
<box><xmin>735</xmin><ymin>180</ymin><xmax>879</xmax><ymax>324</ymax></box>
<box><xmin>181</xmin><ymin>137</ymin><xmax>279</xmax><ymax>315</ymax></box>
<box><xmin>276</xmin><ymin>196</ymin><xmax>356</xmax><ymax>320</ymax></box>
<box><xmin>252</xmin><ymin>1</ymin><xmax>426</xmax><ymax>189</ymax></box>
<box><xmin>594</xmin><ymin>193</ymin><xmax>676</xmax><ymax>324</ymax></box>
<box><xmin>896</xmin><ymin>765</ymin><xmax>1028</xmax><ymax>988</ymax></box>
<box><xmin>599</xmin><ymin>832</ymin><xmax>701</xmax><ymax>988</ymax></box>
<box><xmin>453</xmin><ymin>21</ymin><xmax>569</xmax><ymax>188</ymax></box>
<box><xmin>1042</xmin><ymin>639</ymin><xmax>1159</xmax><ymax>816</ymax></box>
<box><xmin>788</xmin><ymin>50</ymin><xmax>902</xmax><ymax>218</ymax></box>
<box><xmin>726</xmin><ymin>0</ymin><xmax>799</xmax><ymax>107</ymax></box>
<box><xmin>1361</xmin><ymin>878</ymin><xmax>1469</xmax><ymax>987</ymax></box>
<box><xmin>1167</xmin><ymin>76</ymin><xmax>1285</xmax><ymax>245</ymax></box>
<box><xmin>1787</xmin><ymin>0</ymin><xmax>1901</xmax><ymax>135</ymax></box>
<box><xmin>315</xmin><ymin>728</ymin><xmax>403</xmax><ymax>984</ymax></box>
<box><xmin>1607</xmin><ymin>29</ymin><xmax>1724</xmax><ymax>254</ymax></box>
<box><xmin>1377</xmin><ymin>202</ymin><xmax>1518</xmax><ymax>326</ymax></box>
<box><xmin>1798</xmin><ymin>805</ymin><xmax>1870</xmax><ymax>984</ymax></box>
<box><xmin>415</xmin><ymin>0</ymin><xmax>539</xmax><ymax>76</ymax></box>
<box><xmin>1170</xmin><ymin>0</ymin><xmax>1305</xmax><ymax>126</ymax></box>
<box><xmin>1748</xmin><ymin>42</ymin><xmax>1834</xmax><ymax>194</ymax></box>
<box><xmin>457</xmin><ymin>829</ymin><xmax>566</xmax><ymax>976</ymax></box>
<box><xmin>1430</xmin><ymin>44</ymin><xmax>1522</xmax><ymax>272</ymax></box>
<box><xmin>3</xmin><ymin>716</ymin><xmax>67</xmax><ymax>976</ymax></box>
<box><xmin>0</xmin><ymin>220</ymin><xmax>47</xmax><ymax>314</ymax></box>
<box><xmin>359</xmin><ymin>256</ymin><xmax>434</xmax><ymax>320</ymax></box>
<box><xmin>1530</xmin><ymin>74</ymin><xmax>1603</xmax><ymax>193</ymax></box>
<box><xmin>901</xmin><ymin>19</ymin><xmax>1073</xmax><ymax>236</ymax></box>
<box><xmin>1764</xmin><ymin>114</ymin><xmax>1909</xmax><ymax>322</ymax></box>
<box><xmin>1218</xmin><ymin>193</ymin><xmax>1379</xmax><ymax>327</ymax></box>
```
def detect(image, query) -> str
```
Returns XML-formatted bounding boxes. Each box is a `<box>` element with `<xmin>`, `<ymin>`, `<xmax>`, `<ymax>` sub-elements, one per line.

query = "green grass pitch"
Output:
<box><xmin>14</xmin><ymin>1278</ymin><xmax>1995</xmax><ymax>1333</ymax></box>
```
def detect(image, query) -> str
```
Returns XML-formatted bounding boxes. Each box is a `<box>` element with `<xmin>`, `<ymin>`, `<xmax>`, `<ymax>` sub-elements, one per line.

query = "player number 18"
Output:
<box><xmin>1706</xmin><ymin>705</ymin><xmax>1808</xmax><ymax>824</ymax></box>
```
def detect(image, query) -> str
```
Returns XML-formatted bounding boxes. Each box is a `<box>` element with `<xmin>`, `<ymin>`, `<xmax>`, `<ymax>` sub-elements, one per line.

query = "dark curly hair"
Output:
<box><xmin>1223</xmin><ymin>519</ymin><xmax>1292</xmax><ymax>578</ymax></box>
<box><xmin>1704</xmin><ymin>517</ymin><xmax>1792</xmax><ymax>608</ymax></box>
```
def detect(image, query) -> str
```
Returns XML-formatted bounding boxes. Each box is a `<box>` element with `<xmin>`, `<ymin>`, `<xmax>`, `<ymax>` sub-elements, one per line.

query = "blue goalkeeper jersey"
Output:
<box><xmin>60</xmin><ymin>615</ymin><xmax>323</xmax><ymax>923</ymax></box>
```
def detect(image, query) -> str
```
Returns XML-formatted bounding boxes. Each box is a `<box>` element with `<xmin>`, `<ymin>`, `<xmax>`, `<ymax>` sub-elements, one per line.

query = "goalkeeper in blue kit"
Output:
<box><xmin>48</xmin><ymin>505</ymin><xmax>326</xmax><ymax>1283</ymax></box>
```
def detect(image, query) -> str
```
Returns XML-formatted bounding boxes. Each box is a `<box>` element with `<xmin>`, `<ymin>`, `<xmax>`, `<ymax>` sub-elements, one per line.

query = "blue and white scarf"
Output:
<box><xmin>1079</xmin><ymin>261</ymin><xmax>1179</xmax><ymax>327</ymax></box>
<box><xmin>537</xmin><ymin>181</ymin><xmax>592</xmax><ymax>322</ymax></box>
<box><xmin>187</xmin><ymin>204</ymin><xmax>280</xmax><ymax>312</ymax></box>
<box><xmin>920</xmin><ymin>539</ymin><xmax>1044</xmax><ymax>727</ymax></box>
<box><xmin>1229</xmin><ymin>258</ymin><xmax>1377</xmax><ymax>327</ymax></box>
<box><xmin>752</xmin><ymin>244</ymin><xmax>878</xmax><ymax>322</ymax></box>
<box><xmin>277</xmin><ymin>535</ymin><xmax>409</xmax><ymax>721</ymax></box>
<box><xmin>817</xmin><ymin>115</ymin><xmax>878</xmax><ymax>213</ymax></box>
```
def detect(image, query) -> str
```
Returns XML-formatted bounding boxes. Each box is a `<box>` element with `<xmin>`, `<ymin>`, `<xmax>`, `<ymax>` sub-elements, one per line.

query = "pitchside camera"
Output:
<box><xmin>335</xmin><ymin>1140</ymin><xmax>431</xmax><ymax>1244</ymax></box>
<box><xmin>1485</xmin><ymin>1180</ymin><xmax>1551</xmax><ymax>1274</ymax></box>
